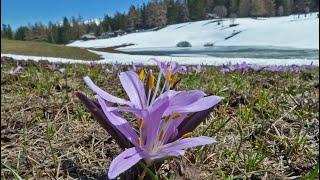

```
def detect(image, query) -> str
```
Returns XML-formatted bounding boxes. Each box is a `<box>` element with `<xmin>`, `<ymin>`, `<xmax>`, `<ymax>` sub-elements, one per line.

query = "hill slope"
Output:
<box><xmin>1</xmin><ymin>39</ymin><xmax>101</xmax><ymax>60</ymax></box>
<box><xmin>68</xmin><ymin>13</ymin><xmax>319</xmax><ymax>50</ymax></box>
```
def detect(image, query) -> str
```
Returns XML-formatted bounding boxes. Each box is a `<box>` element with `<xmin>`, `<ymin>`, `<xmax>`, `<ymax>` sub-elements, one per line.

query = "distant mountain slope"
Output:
<box><xmin>68</xmin><ymin>13</ymin><xmax>319</xmax><ymax>50</ymax></box>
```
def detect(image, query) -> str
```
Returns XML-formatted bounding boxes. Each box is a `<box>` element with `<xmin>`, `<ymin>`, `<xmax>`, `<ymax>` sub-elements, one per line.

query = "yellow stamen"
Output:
<box><xmin>158</xmin><ymin>130</ymin><xmax>164</xmax><ymax>141</ymax></box>
<box><xmin>170</xmin><ymin>113</ymin><xmax>181</xmax><ymax>120</ymax></box>
<box><xmin>139</xmin><ymin>69</ymin><xmax>145</xmax><ymax>80</ymax></box>
<box><xmin>166</xmin><ymin>70</ymin><xmax>172</xmax><ymax>82</ymax></box>
<box><xmin>138</xmin><ymin>118</ymin><xmax>143</xmax><ymax>129</ymax></box>
<box><xmin>171</xmin><ymin>73</ymin><xmax>178</xmax><ymax>86</ymax></box>
<box><xmin>181</xmin><ymin>132</ymin><xmax>192</xmax><ymax>139</ymax></box>
<box><xmin>148</xmin><ymin>73</ymin><xmax>155</xmax><ymax>89</ymax></box>
<box><xmin>137</xmin><ymin>137</ymin><xmax>141</xmax><ymax>145</ymax></box>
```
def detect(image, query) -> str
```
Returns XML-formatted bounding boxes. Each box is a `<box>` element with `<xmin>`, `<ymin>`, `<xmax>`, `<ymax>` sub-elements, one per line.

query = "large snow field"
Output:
<box><xmin>68</xmin><ymin>13</ymin><xmax>319</xmax><ymax>50</ymax></box>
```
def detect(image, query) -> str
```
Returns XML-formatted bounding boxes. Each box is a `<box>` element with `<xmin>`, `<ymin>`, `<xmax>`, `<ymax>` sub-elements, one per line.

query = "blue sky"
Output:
<box><xmin>1</xmin><ymin>0</ymin><xmax>150</xmax><ymax>30</ymax></box>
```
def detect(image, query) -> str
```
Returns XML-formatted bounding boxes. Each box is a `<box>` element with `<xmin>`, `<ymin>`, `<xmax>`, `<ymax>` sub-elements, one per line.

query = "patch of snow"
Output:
<box><xmin>1</xmin><ymin>54</ymin><xmax>98</xmax><ymax>64</ymax></box>
<box><xmin>2</xmin><ymin>52</ymin><xmax>318</xmax><ymax>66</ymax></box>
<box><xmin>68</xmin><ymin>13</ymin><xmax>319</xmax><ymax>50</ymax></box>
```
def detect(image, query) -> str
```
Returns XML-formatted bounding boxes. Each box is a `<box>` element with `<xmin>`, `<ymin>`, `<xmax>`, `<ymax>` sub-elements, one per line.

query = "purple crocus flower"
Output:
<box><xmin>8</xmin><ymin>65</ymin><xmax>23</xmax><ymax>75</ymax></box>
<box><xmin>47</xmin><ymin>64</ymin><xmax>58</xmax><ymax>71</ymax></box>
<box><xmin>83</xmin><ymin>68</ymin><xmax>221</xmax><ymax>179</ymax></box>
<box><xmin>136</xmin><ymin>63</ymin><xmax>143</xmax><ymax>72</ymax></box>
<box><xmin>87</xmin><ymin>62</ymin><xmax>95</xmax><ymax>69</ymax></box>
<box><xmin>98</xmin><ymin>95</ymin><xmax>216</xmax><ymax>179</ymax></box>
<box><xmin>83</xmin><ymin>60</ymin><xmax>221</xmax><ymax>179</ymax></box>
<box><xmin>220</xmin><ymin>67</ymin><xmax>230</xmax><ymax>74</ymax></box>
<box><xmin>130</xmin><ymin>63</ymin><xmax>143</xmax><ymax>72</ymax></box>
<box><xmin>193</xmin><ymin>64</ymin><xmax>206</xmax><ymax>73</ymax></box>
<box><xmin>152</xmin><ymin>60</ymin><xmax>187</xmax><ymax>89</ymax></box>
<box><xmin>112</xmin><ymin>63</ymin><xmax>120</xmax><ymax>73</ymax></box>
<box><xmin>153</xmin><ymin>60</ymin><xmax>185</xmax><ymax>75</ymax></box>
<box><xmin>47</xmin><ymin>63</ymin><xmax>65</xmax><ymax>74</ymax></box>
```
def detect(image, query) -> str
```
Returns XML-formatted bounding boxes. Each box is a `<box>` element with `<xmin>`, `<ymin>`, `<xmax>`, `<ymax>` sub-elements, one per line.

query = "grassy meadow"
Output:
<box><xmin>1</xmin><ymin>39</ymin><xmax>101</xmax><ymax>60</ymax></box>
<box><xmin>1</xmin><ymin>57</ymin><xmax>319</xmax><ymax>179</ymax></box>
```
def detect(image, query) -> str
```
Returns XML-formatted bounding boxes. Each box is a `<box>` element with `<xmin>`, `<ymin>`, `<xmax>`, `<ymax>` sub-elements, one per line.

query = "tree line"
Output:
<box><xmin>2</xmin><ymin>0</ymin><xmax>318</xmax><ymax>44</ymax></box>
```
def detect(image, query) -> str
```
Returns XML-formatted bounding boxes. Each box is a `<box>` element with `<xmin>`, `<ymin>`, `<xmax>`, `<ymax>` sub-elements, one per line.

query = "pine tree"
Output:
<box><xmin>205</xmin><ymin>0</ymin><xmax>216</xmax><ymax>14</ymax></box>
<box><xmin>283</xmin><ymin>0</ymin><xmax>293</xmax><ymax>15</ymax></box>
<box><xmin>140</xmin><ymin>3</ymin><xmax>148</xmax><ymax>28</ymax></box>
<box><xmin>264</xmin><ymin>0</ymin><xmax>276</xmax><ymax>16</ymax></box>
<box><xmin>47</xmin><ymin>21</ymin><xmax>54</xmax><ymax>43</ymax></box>
<box><xmin>310</xmin><ymin>0</ymin><xmax>319</xmax><ymax>11</ymax></box>
<box><xmin>128</xmin><ymin>5</ymin><xmax>139</xmax><ymax>29</ymax></box>
<box><xmin>188</xmin><ymin>0</ymin><xmax>206</xmax><ymax>20</ymax></box>
<box><xmin>177</xmin><ymin>0</ymin><xmax>190</xmax><ymax>22</ymax></box>
<box><xmin>62</xmin><ymin>17</ymin><xmax>71</xmax><ymax>43</ymax></box>
<box><xmin>1</xmin><ymin>24</ymin><xmax>7</xmax><ymax>38</ymax></box>
<box><xmin>1</xmin><ymin>24</ymin><xmax>14</xmax><ymax>39</ymax></box>
<box><xmin>166</xmin><ymin>0</ymin><xmax>179</xmax><ymax>24</ymax></box>
<box><xmin>238</xmin><ymin>0</ymin><xmax>251</xmax><ymax>17</ymax></box>
<box><xmin>213</xmin><ymin>5</ymin><xmax>228</xmax><ymax>18</ymax></box>
<box><xmin>102</xmin><ymin>15</ymin><xmax>114</xmax><ymax>32</ymax></box>
<box><xmin>294</xmin><ymin>0</ymin><xmax>308</xmax><ymax>13</ymax></box>
<box><xmin>250</xmin><ymin>0</ymin><xmax>268</xmax><ymax>17</ymax></box>
<box><xmin>146</xmin><ymin>0</ymin><xmax>167</xmax><ymax>28</ymax></box>
<box><xmin>229</xmin><ymin>0</ymin><xmax>240</xmax><ymax>14</ymax></box>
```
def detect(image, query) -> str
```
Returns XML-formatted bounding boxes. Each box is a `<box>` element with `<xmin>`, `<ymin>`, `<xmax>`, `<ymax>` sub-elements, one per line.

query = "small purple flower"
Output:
<box><xmin>153</xmin><ymin>60</ymin><xmax>186</xmax><ymax>75</ymax></box>
<box><xmin>47</xmin><ymin>64</ymin><xmax>58</xmax><ymax>71</ymax></box>
<box><xmin>7</xmin><ymin>65</ymin><xmax>23</xmax><ymax>75</ymax></box>
<box><xmin>47</xmin><ymin>63</ymin><xmax>65</xmax><ymax>74</ymax></box>
<box><xmin>87</xmin><ymin>62</ymin><xmax>95</xmax><ymax>69</ymax></box>
<box><xmin>112</xmin><ymin>63</ymin><xmax>121</xmax><ymax>73</ymax></box>
<box><xmin>220</xmin><ymin>67</ymin><xmax>230</xmax><ymax>74</ymax></box>
<box><xmin>220</xmin><ymin>62</ymin><xmax>316</xmax><ymax>74</ymax></box>
<box><xmin>152</xmin><ymin>60</ymin><xmax>186</xmax><ymax>88</ymax></box>
<box><xmin>58</xmin><ymin>68</ymin><xmax>66</xmax><ymax>74</ymax></box>
<box><xmin>130</xmin><ymin>63</ymin><xmax>143</xmax><ymax>72</ymax></box>
<box><xmin>193</xmin><ymin>64</ymin><xmax>206</xmax><ymax>73</ymax></box>
<box><xmin>136</xmin><ymin>63</ymin><xmax>143</xmax><ymax>72</ymax></box>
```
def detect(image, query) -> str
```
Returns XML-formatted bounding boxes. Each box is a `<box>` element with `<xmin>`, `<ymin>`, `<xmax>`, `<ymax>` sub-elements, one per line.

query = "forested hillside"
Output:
<box><xmin>1</xmin><ymin>0</ymin><xmax>318</xmax><ymax>44</ymax></box>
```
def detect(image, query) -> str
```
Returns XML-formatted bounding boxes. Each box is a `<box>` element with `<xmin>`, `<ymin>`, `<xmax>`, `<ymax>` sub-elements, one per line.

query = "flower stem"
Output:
<box><xmin>138</xmin><ymin>162</ymin><xmax>158</xmax><ymax>180</ymax></box>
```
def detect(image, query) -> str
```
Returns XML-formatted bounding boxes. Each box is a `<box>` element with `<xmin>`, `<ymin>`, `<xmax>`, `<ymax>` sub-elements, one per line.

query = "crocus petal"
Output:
<box><xmin>149</xmin><ymin>149</ymin><xmax>185</xmax><ymax>160</ymax></box>
<box><xmin>108</xmin><ymin>147</ymin><xmax>147</xmax><ymax>179</ymax></box>
<box><xmin>164</xmin><ymin>90</ymin><xmax>206</xmax><ymax>116</ymax></box>
<box><xmin>108</xmin><ymin>106</ymin><xmax>142</xmax><ymax>117</ymax></box>
<box><xmin>143</xmin><ymin>96</ymin><xmax>169</xmax><ymax>150</ymax></box>
<box><xmin>76</xmin><ymin>92</ymin><xmax>132</xmax><ymax>149</ymax></box>
<box><xmin>173</xmin><ymin>96</ymin><xmax>221</xmax><ymax>114</ymax></box>
<box><xmin>152</xmin><ymin>58</ymin><xmax>168</xmax><ymax>75</ymax></box>
<box><xmin>59</xmin><ymin>68</ymin><xmax>66</xmax><ymax>73</ymax></box>
<box><xmin>162</xmin><ymin>115</ymin><xmax>186</xmax><ymax>144</ymax></box>
<box><xmin>119</xmin><ymin>71</ymin><xmax>147</xmax><ymax>109</ymax></box>
<box><xmin>15</xmin><ymin>66</ymin><xmax>23</xmax><ymax>73</ymax></box>
<box><xmin>177</xmin><ymin>107</ymin><xmax>214</xmax><ymax>140</ymax></box>
<box><xmin>97</xmin><ymin>96</ymin><xmax>139</xmax><ymax>146</ymax></box>
<box><xmin>84</xmin><ymin>76</ymin><xmax>131</xmax><ymax>105</ymax></box>
<box><xmin>160</xmin><ymin>136</ymin><xmax>216</xmax><ymax>152</ymax></box>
